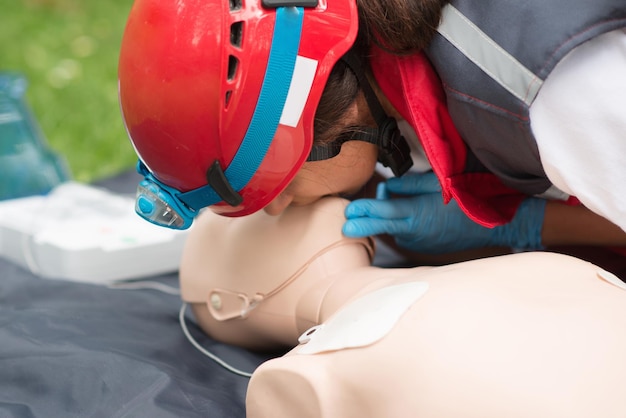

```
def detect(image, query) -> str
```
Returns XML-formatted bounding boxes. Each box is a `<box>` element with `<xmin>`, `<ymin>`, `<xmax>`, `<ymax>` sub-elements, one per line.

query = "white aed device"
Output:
<box><xmin>0</xmin><ymin>182</ymin><xmax>190</xmax><ymax>284</ymax></box>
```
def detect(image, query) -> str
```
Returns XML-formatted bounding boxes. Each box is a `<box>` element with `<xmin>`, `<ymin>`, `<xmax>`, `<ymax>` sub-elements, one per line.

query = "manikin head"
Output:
<box><xmin>180</xmin><ymin>197</ymin><xmax>387</xmax><ymax>351</ymax></box>
<box><xmin>179</xmin><ymin>195</ymin><xmax>626</xmax><ymax>418</ymax></box>
<box><xmin>117</xmin><ymin>0</ymin><xmax>448</xmax><ymax>229</ymax></box>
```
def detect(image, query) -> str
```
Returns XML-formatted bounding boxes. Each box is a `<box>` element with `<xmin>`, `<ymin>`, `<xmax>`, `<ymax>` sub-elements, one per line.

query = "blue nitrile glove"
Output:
<box><xmin>343</xmin><ymin>172</ymin><xmax>546</xmax><ymax>254</ymax></box>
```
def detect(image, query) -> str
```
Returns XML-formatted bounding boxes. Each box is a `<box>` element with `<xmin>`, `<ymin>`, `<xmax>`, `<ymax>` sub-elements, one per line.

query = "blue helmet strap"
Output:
<box><xmin>174</xmin><ymin>6</ymin><xmax>305</xmax><ymax>211</ymax></box>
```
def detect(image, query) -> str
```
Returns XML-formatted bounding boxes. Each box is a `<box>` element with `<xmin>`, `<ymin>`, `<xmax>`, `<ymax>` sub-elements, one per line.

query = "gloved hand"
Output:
<box><xmin>343</xmin><ymin>172</ymin><xmax>546</xmax><ymax>254</ymax></box>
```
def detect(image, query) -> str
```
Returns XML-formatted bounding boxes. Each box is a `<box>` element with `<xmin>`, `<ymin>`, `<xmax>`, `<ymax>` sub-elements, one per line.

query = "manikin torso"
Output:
<box><xmin>179</xmin><ymin>198</ymin><xmax>626</xmax><ymax>418</ymax></box>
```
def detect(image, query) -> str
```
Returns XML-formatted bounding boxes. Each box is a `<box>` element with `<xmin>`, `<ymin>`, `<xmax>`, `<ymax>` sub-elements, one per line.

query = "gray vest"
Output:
<box><xmin>426</xmin><ymin>0</ymin><xmax>626</xmax><ymax>199</ymax></box>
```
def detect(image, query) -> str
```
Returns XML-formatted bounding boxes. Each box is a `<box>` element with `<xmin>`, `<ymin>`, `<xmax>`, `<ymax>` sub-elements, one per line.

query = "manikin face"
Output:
<box><xmin>263</xmin><ymin>140</ymin><xmax>378</xmax><ymax>216</ymax></box>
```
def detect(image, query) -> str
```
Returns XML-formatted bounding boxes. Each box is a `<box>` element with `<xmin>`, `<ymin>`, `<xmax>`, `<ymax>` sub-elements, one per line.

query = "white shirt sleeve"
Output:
<box><xmin>530</xmin><ymin>28</ymin><xmax>626</xmax><ymax>232</ymax></box>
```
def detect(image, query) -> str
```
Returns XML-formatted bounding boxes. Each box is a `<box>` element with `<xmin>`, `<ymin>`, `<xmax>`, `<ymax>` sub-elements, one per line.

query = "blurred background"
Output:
<box><xmin>2</xmin><ymin>0</ymin><xmax>136</xmax><ymax>184</ymax></box>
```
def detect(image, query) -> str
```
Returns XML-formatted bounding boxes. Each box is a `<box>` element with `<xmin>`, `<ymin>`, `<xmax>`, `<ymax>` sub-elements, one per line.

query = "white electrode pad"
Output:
<box><xmin>295</xmin><ymin>281</ymin><xmax>429</xmax><ymax>355</ymax></box>
<box><xmin>597</xmin><ymin>268</ymin><xmax>626</xmax><ymax>291</ymax></box>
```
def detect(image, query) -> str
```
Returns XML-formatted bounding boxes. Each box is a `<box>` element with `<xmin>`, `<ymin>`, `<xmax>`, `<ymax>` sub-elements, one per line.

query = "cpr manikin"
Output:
<box><xmin>180</xmin><ymin>198</ymin><xmax>626</xmax><ymax>418</ymax></box>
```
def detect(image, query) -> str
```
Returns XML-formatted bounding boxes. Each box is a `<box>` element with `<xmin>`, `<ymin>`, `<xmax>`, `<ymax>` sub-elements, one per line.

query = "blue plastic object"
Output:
<box><xmin>0</xmin><ymin>72</ymin><xmax>71</xmax><ymax>200</ymax></box>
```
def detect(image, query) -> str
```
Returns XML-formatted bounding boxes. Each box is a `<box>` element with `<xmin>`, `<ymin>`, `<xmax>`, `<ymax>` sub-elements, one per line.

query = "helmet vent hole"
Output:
<box><xmin>225</xmin><ymin>90</ymin><xmax>233</xmax><ymax>108</ymax></box>
<box><xmin>229</xmin><ymin>0</ymin><xmax>242</xmax><ymax>11</ymax></box>
<box><xmin>227</xmin><ymin>55</ymin><xmax>239</xmax><ymax>81</ymax></box>
<box><xmin>230</xmin><ymin>21</ymin><xmax>243</xmax><ymax>47</ymax></box>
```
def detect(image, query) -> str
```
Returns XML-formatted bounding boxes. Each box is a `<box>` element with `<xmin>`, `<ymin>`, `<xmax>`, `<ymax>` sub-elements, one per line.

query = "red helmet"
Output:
<box><xmin>118</xmin><ymin>0</ymin><xmax>358</xmax><ymax>225</ymax></box>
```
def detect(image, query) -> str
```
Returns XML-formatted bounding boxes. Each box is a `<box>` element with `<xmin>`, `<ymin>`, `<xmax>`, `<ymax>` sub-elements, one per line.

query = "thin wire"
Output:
<box><xmin>15</xmin><ymin>187</ymin><xmax>253</xmax><ymax>377</ymax></box>
<box><xmin>107</xmin><ymin>281</ymin><xmax>181</xmax><ymax>295</ymax></box>
<box><xmin>178</xmin><ymin>302</ymin><xmax>253</xmax><ymax>378</ymax></box>
<box><xmin>108</xmin><ymin>281</ymin><xmax>253</xmax><ymax>377</ymax></box>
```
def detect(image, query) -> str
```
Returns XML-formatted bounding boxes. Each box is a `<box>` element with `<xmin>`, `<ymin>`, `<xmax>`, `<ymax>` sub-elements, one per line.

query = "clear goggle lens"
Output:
<box><xmin>135</xmin><ymin>180</ymin><xmax>192</xmax><ymax>230</ymax></box>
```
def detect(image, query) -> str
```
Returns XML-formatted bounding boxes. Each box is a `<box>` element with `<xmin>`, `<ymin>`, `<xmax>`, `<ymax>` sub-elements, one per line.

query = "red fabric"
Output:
<box><xmin>370</xmin><ymin>47</ymin><xmax>526</xmax><ymax>227</ymax></box>
<box><xmin>369</xmin><ymin>48</ymin><xmax>626</xmax><ymax>273</ymax></box>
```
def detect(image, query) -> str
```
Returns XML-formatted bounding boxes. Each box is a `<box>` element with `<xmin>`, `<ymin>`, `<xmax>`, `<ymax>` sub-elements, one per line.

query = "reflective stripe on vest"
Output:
<box><xmin>437</xmin><ymin>4</ymin><xmax>543</xmax><ymax>106</ymax></box>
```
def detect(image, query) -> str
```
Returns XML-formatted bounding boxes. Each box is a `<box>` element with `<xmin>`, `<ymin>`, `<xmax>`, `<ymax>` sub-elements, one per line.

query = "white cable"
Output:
<box><xmin>107</xmin><ymin>281</ymin><xmax>181</xmax><ymax>295</ymax></box>
<box><xmin>108</xmin><ymin>282</ymin><xmax>253</xmax><ymax>377</ymax></box>
<box><xmin>178</xmin><ymin>302</ymin><xmax>253</xmax><ymax>378</ymax></box>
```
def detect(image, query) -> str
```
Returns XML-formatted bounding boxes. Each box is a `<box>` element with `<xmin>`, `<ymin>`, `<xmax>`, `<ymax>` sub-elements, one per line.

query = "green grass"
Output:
<box><xmin>2</xmin><ymin>0</ymin><xmax>137</xmax><ymax>183</ymax></box>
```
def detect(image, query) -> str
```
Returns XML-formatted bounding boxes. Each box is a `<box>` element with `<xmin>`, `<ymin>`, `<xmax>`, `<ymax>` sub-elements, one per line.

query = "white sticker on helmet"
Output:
<box><xmin>279</xmin><ymin>55</ymin><xmax>318</xmax><ymax>128</ymax></box>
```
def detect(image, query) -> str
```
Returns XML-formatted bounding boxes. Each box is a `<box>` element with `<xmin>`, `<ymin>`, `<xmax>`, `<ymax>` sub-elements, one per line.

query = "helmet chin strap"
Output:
<box><xmin>307</xmin><ymin>50</ymin><xmax>413</xmax><ymax>177</ymax></box>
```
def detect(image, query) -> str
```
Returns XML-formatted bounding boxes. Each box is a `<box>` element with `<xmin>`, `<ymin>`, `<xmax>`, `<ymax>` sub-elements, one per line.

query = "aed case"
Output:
<box><xmin>0</xmin><ymin>72</ymin><xmax>70</xmax><ymax>200</ymax></box>
<box><xmin>0</xmin><ymin>182</ymin><xmax>190</xmax><ymax>284</ymax></box>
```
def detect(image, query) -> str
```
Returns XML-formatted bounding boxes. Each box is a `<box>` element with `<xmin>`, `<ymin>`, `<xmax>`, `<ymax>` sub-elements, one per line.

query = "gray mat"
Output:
<box><xmin>0</xmin><ymin>171</ymin><xmax>275</xmax><ymax>418</ymax></box>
